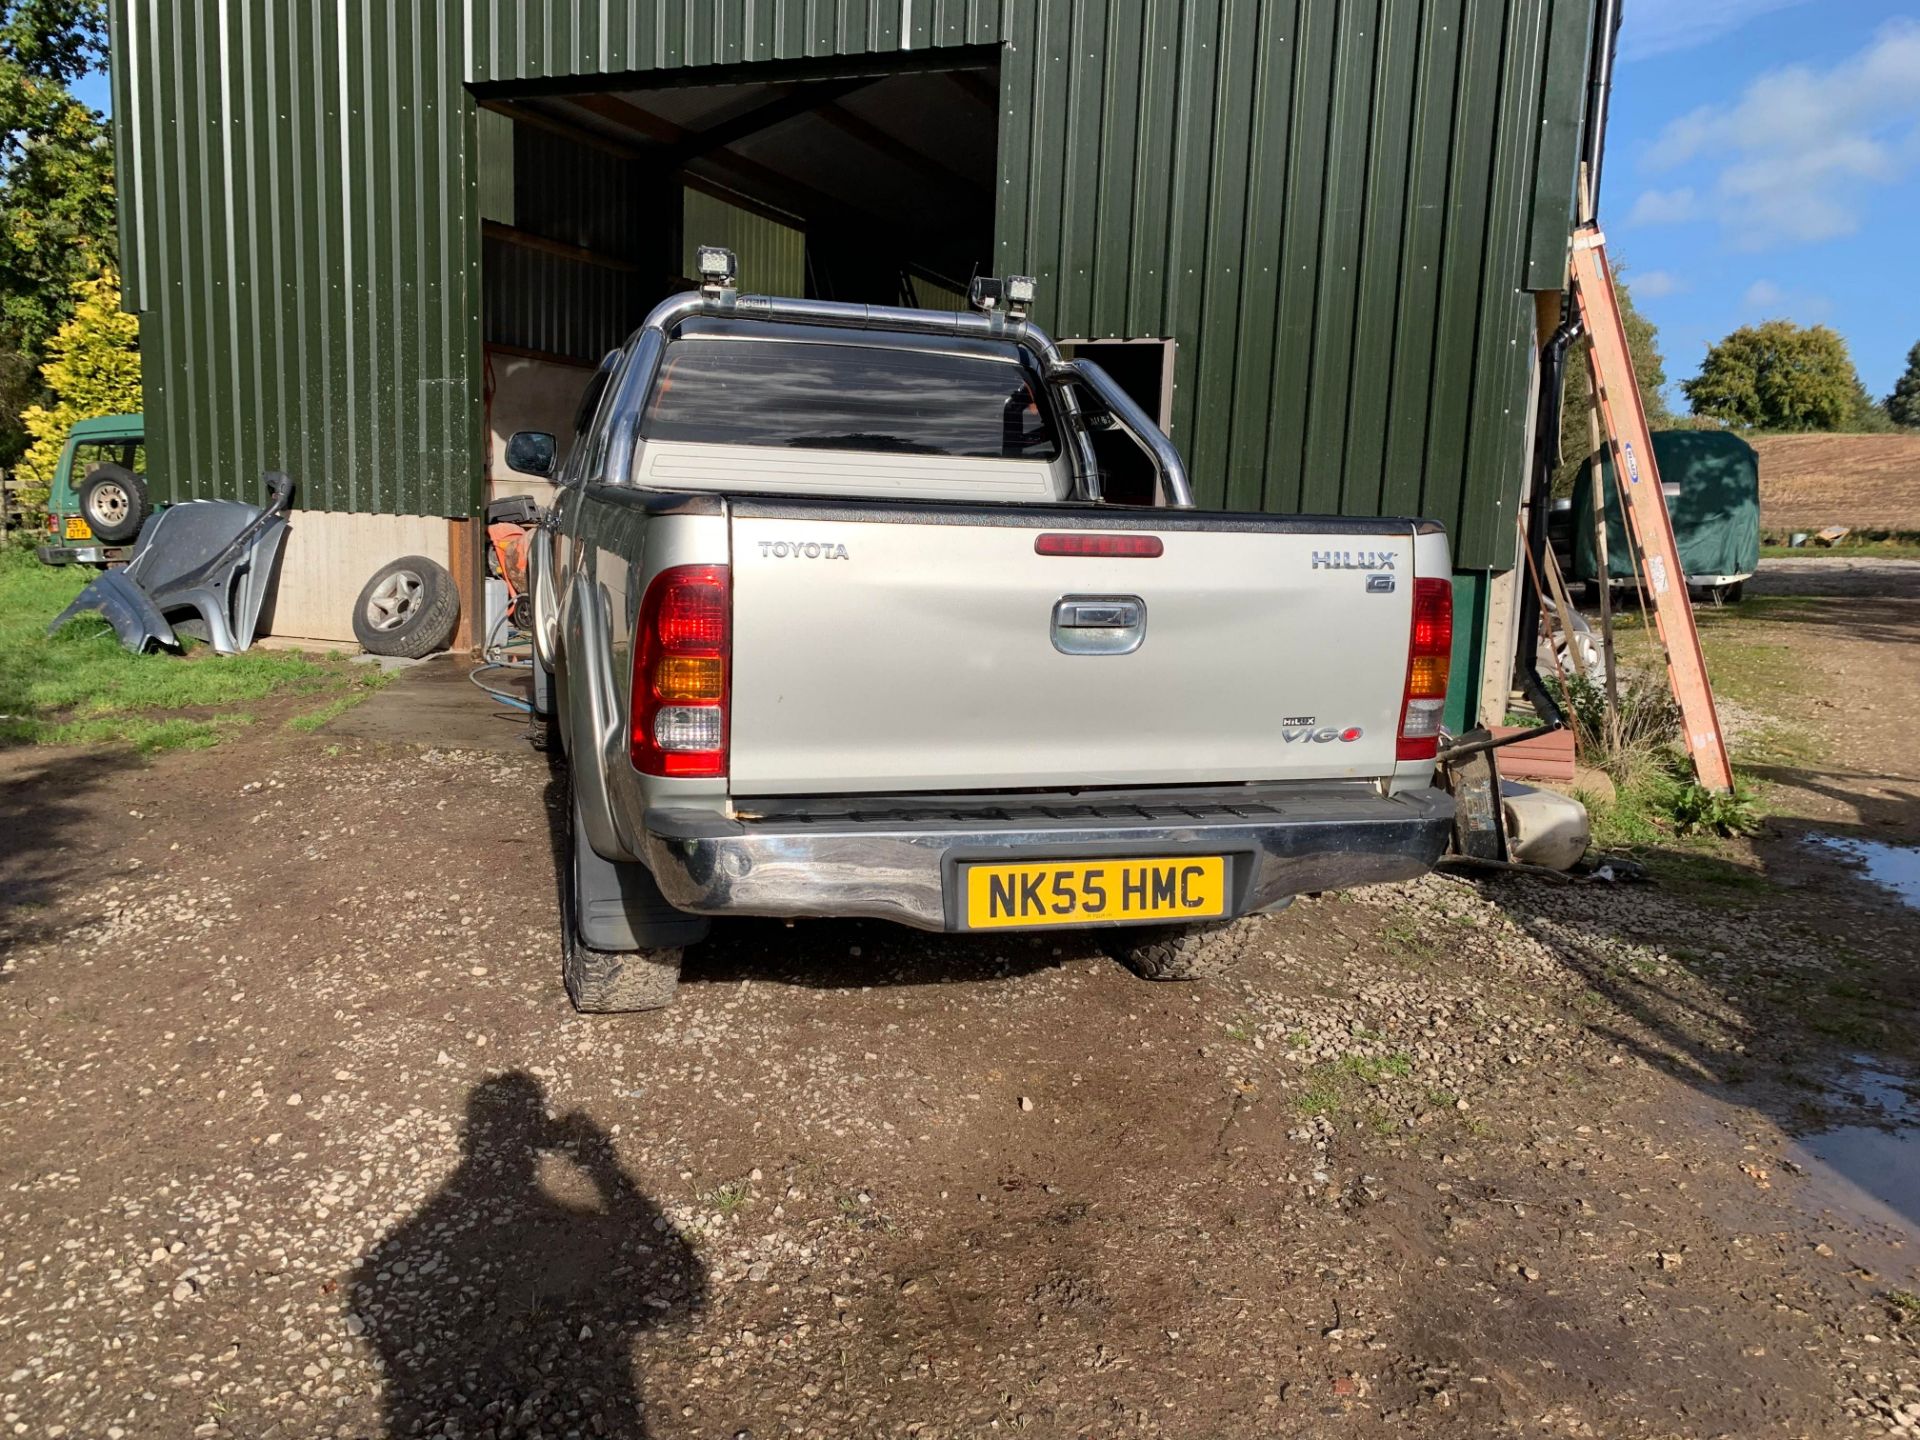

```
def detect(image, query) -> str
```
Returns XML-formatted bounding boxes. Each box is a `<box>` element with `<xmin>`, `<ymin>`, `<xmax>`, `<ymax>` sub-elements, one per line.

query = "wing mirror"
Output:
<box><xmin>505</xmin><ymin>430</ymin><xmax>557</xmax><ymax>478</ymax></box>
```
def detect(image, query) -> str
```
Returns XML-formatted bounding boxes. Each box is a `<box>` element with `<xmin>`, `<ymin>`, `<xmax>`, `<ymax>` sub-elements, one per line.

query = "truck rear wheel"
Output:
<box><xmin>561</xmin><ymin>783</ymin><xmax>702</xmax><ymax>1013</ymax></box>
<box><xmin>1106</xmin><ymin>919</ymin><xmax>1241</xmax><ymax>981</ymax></box>
<box><xmin>563</xmin><ymin>929</ymin><xmax>682</xmax><ymax>1014</ymax></box>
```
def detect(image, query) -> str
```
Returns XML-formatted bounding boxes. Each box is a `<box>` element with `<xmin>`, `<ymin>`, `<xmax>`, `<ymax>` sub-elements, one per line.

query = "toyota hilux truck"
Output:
<box><xmin>519</xmin><ymin>253</ymin><xmax>1456</xmax><ymax>1012</ymax></box>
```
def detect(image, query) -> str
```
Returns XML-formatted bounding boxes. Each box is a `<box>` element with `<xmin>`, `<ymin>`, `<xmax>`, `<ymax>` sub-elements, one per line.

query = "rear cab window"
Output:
<box><xmin>640</xmin><ymin>337</ymin><xmax>1060</xmax><ymax>462</ymax></box>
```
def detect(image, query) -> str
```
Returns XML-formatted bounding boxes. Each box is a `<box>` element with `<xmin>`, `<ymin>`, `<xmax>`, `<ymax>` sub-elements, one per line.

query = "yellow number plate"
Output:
<box><xmin>64</xmin><ymin>517</ymin><xmax>92</xmax><ymax>540</ymax></box>
<box><xmin>962</xmin><ymin>856</ymin><xmax>1227</xmax><ymax>930</ymax></box>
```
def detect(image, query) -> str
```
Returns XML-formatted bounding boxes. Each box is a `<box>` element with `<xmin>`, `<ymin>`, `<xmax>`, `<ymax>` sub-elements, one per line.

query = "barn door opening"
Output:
<box><xmin>473</xmin><ymin>53</ymin><xmax>1002</xmax><ymax>502</ymax></box>
<box><xmin>1060</xmin><ymin>339</ymin><xmax>1177</xmax><ymax>506</ymax></box>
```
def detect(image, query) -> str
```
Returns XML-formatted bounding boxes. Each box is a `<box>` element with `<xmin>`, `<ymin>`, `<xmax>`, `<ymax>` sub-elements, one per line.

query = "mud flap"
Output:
<box><xmin>570</xmin><ymin>794</ymin><xmax>710</xmax><ymax>952</ymax></box>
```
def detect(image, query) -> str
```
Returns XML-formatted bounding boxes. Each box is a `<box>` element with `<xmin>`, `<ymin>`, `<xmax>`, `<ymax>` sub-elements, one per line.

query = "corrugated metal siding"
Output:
<box><xmin>682</xmin><ymin>188</ymin><xmax>806</xmax><ymax>298</ymax></box>
<box><xmin>115</xmin><ymin>0</ymin><xmax>1593</xmax><ymax>558</ymax></box>
<box><xmin>476</xmin><ymin>109</ymin><xmax>514</xmax><ymax>224</ymax></box>
<box><xmin>113</xmin><ymin>0</ymin><xmax>480</xmax><ymax>516</ymax></box>
<box><xmin>481</xmin><ymin>238</ymin><xmax>646</xmax><ymax>363</ymax></box>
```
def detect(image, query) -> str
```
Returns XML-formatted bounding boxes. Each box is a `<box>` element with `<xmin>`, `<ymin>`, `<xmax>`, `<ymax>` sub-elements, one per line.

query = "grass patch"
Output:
<box><xmin>0</xmin><ymin>547</ymin><xmax>372</xmax><ymax>751</ymax></box>
<box><xmin>1339</xmin><ymin>1052</ymin><xmax>1414</xmax><ymax>1084</ymax></box>
<box><xmin>1295</xmin><ymin>1053</ymin><xmax>1415</xmax><ymax>1117</ymax></box>
<box><xmin>1542</xmin><ymin>671</ymin><xmax>1766</xmax><ymax>856</ymax></box>
<box><xmin>705</xmin><ymin>1180</ymin><xmax>749</xmax><ymax>1218</ymax></box>
<box><xmin>1295</xmin><ymin>1076</ymin><xmax>1344</xmax><ymax>1118</ymax></box>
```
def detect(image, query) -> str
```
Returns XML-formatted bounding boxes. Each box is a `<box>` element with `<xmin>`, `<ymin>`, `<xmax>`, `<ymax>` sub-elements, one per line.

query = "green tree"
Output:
<box><xmin>14</xmin><ymin>266</ymin><xmax>138</xmax><ymax>509</ymax></box>
<box><xmin>1557</xmin><ymin>269</ymin><xmax>1672</xmax><ymax>491</ymax></box>
<box><xmin>1682</xmin><ymin>320</ymin><xmax>1865</xmax><ymax>432</ymax></box>
<box><xmin>0</xmin><ymin>0</ymin><xmax>112</xmax><ymax>463</ymax></box>
<box><xmin>1888</xmin><ymin>342</ymin><xmax>1920</xmax><ymax>430</ymax></box>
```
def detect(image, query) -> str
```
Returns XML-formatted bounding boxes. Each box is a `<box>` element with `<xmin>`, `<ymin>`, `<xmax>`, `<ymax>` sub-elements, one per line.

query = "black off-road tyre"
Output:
<box><xmin>562</xmin><ymin>928</ymin><xmax>682</xmax><ymax>1013</ymax></box>
<box><xmin>78</xmin><ymin>464</ymin><xmax>150</xmax><ymax>544</ymax></box>
<box><xmin>529</xmin><ymin>656</ymin><xmax>555</xmax><ymax>752</ymax></box>
<box><xmin>1106</xmin><ymin>919</ymin><xmax>1243</xmax><ymax>981</ymax></box>
<box><xmin>351</xmin><ymin>555</ymin><xmax>459</xmax><ymax>658</ymax></box>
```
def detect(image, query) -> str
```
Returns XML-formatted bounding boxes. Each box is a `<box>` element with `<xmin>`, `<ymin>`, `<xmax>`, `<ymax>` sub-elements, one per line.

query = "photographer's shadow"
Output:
<box><xmin>350</xmin><ymin>1072</ymin><xmax>704</xmax><ymax>1439</ymax></box>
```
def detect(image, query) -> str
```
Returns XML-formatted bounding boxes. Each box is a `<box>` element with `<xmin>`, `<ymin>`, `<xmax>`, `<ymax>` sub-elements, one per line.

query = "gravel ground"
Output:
<box><xmin>1</xmin><ymin>575</ymin><xmax>1917</xmax><ymax>1438</ymax></box>
<box><xmin>1750</xmin><ymin>555</ymin><xmax>1920</xmax><ymax>598</ymax></box>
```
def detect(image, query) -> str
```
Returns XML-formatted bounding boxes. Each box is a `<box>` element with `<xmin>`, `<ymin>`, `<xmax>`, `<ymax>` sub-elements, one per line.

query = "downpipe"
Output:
<box><xmin>1513</xmin><ymin>310</ymin><xmax>1582</xmax><ymax>729</ymax></box>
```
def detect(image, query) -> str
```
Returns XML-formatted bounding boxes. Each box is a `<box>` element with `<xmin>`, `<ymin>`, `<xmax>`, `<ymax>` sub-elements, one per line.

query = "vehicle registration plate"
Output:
<box><xmin>961</xmin><ymin>856</ymin><xmax>1227</xmax><ymax>930</ymax></box>
<box><xmin>64</xmin><ymin>516</ymin><xmax>92</xmax><ymax>540</ymax></box>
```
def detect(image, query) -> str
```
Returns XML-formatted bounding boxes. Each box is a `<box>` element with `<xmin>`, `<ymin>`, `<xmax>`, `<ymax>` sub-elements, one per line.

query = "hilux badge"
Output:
<box><xmin>1311</xmin><ymin>550</ymin><xmax>1394</xmax><ymax>571</ymax></box>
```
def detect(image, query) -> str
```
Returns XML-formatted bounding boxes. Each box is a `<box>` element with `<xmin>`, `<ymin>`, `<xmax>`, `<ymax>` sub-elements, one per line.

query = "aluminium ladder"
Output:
<box><xmin>1569</xmin><ymin>225</ymin><xmax>1734</xmax><ymax>793</ymax></box>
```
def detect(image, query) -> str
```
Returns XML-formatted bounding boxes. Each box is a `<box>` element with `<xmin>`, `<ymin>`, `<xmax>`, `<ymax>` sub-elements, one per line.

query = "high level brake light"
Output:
<box><xmin>1034</xmin><ymin>532</ymin><xmax>1164</xmax><ymax>558</ymax></box>
<box><xmin>1396</xmin><ymin>577</ymin><xmax>1453</xmax><ymax>762</ymax></box>
<box><xmin>631</xmin><ymin>564</ymin><xmax>730</xmax><ymax>778</ymax></box>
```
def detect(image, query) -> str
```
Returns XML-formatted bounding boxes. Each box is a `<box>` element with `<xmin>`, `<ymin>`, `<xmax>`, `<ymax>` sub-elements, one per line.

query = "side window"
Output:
<box><xmin>556</xmin><ymin>351</ymin><xmax>622</xmax><ymax>487</ymax></box>
<box><xmin>579</xmin><ymin>349</ymin><xmax>632</xmax><ymax>483</ymax></box>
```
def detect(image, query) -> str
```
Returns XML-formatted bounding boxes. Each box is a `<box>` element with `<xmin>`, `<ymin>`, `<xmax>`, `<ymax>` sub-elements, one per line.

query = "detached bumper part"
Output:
<box><xmin>640</xmin><ymin>783</ymin><xmax>1454</xmax><ymax>931</ymax></box>
<box><xmin>47</xmin><ymin>473</ymin><xmax>293</xmax><ymax>655</ymax></box>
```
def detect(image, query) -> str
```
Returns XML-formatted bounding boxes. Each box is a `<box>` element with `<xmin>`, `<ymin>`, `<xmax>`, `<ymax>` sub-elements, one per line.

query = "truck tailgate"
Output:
<box><xmin>727</xmin><ymin>502</ymin><xmax>1421</xmax><ymax>796</ymax></box>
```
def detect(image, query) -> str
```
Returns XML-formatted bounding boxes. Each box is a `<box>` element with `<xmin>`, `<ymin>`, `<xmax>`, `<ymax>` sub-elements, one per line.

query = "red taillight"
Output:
<box><xmin>1035</xmin><ymin>532</ymin><xmax>1164</xmax><ymax>558</ymax></box>
<box><xmin>1396</xmin><ymin>577</ymin><xmax>1453</xmax><ymax>762</ymax></box>
<box><xmin>631</xmin><ymin>564</ymin><xmax>730</xmax><ymax>778</ymax></box>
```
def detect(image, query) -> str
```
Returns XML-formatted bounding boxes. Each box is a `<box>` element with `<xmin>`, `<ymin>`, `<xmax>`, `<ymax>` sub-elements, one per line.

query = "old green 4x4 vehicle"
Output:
<box><xmin>34</xmin><ymin>412</ymin><xmax>150</xmax><ymax>565</ymax></box>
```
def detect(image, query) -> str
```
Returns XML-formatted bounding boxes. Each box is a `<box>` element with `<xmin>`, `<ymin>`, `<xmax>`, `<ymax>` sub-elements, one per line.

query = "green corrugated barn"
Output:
<box><xmin>107</xmin><ymin>0</ymin><xmax>1602</xmax><ymax>718</ymax></box>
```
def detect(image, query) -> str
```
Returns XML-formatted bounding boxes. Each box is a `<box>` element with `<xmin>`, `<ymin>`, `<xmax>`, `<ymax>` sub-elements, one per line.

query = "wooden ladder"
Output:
<box><xmin>1570</xmin><ymin>225</ymin><xmax>1734</xmax><ymax>792</ymax></box>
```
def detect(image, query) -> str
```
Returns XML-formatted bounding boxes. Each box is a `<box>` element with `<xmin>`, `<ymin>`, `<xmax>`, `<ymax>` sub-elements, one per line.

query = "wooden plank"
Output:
<box><xmin>482</xmin><ymin>220</ymin><xmax>642</xmax><ymax>273</ymax></box>
<box><xmin>448</xmin><ymin>516</ymin><xmax>482</xmax><ymax>655</ymax></box>
<box><xmin>1571</xmin><ymin>226</ymin><xmax>1734</xmax><ymax>792</ymax></box>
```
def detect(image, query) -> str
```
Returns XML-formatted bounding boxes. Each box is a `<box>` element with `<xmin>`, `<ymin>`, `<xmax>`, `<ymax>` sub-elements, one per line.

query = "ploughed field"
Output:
<box><xmin>1</xmin><ymin>560</ymin><xmax>1917</xmax><ymax>1439</ymax></box>
<box><xmin>1752</xmin><ymin>432</ymin><xmax>1920</xmax><ymax>533</ymax></box>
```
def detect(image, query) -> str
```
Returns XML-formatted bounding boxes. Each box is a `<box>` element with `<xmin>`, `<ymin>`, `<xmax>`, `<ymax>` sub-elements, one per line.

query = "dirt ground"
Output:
<box><xmin>2</xmin><ymin>561</ymin><xmax>1917</xmax><ymax>1440</ymax></box>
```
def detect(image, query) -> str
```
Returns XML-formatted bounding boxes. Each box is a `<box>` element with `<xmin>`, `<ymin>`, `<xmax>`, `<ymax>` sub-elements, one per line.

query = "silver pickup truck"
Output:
<box><xmin>519</xmin><ymin>253</ymin><xmax>1455</xmax><ymax>1012</ymax></box>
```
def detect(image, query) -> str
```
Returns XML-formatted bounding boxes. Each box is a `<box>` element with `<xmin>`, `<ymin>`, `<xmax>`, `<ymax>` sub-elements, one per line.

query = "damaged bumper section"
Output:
<box><xmin>47</xmin><ymin>472</ymin><xmax>293</xmax><ymax>655</ymax></box>
<box><xmin>639</xmin><ymin>782</ymin><xmax>1454</xmax><ymax>932</ymax></box>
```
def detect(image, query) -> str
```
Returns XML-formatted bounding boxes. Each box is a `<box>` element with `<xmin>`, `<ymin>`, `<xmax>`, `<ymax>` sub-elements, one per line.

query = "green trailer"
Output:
<box><xmin>1574</xmin><ymin>429</ymin><xmax>1761</xmax><ymax>602</ymax></box>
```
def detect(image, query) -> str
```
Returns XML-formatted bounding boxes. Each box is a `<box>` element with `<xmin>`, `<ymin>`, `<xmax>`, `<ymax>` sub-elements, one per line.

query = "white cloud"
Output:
<box><xmin>1618</xmin><ymin>0</ymin><xmax>1814</xmax><ymax>60</ymax></box>
<box><xmin>1631</xmin><ymin>270</ymin><xmax>1685</xmax><ymax>299</ymax></box>
<box><xmin>1738</xmin><ymin>279</ymin><xmax>1832</xmax><ymax>319</ymax></box>
<box><xmin>1643</xmin><ymin>20</ymin><xmax>1920</xmax><ymax>248</ymax></box>
<box><xmin>1625</xmin><ymin>187</ymin><xmax>1699</xmax><ymax>227</ymax></box>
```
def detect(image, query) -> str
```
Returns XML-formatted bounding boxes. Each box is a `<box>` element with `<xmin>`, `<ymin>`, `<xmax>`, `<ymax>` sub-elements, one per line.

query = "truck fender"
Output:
<box><xmin>560</xmin><ymin>570</ymin><xmax>642</xmax><ymax>862</ymax></box>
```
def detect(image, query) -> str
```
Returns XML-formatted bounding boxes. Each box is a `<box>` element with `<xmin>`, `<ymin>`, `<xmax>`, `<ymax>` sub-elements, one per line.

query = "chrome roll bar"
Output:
<box><xmin>601</xmin><ymin>288</ymin><xmax>1195</xmax><ymax>509</ymax></box>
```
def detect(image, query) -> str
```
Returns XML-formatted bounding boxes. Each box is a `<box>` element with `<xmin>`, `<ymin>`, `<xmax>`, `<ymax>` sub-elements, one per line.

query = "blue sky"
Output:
<box><xmin>1608</xmin><ymin>1</ymin><xmax>1920</xmax><ymax>407</ymax></box>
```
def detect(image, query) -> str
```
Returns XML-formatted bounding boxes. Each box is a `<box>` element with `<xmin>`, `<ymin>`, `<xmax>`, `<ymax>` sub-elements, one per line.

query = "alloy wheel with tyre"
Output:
<box><xmin>351</xmin><ymin>555</ymin><xmax>460</xmax><ymax>658</ymax></box>
<box><xmin>77</xmin><ymin>464</ymin><xmax>151</xmax><ymax>544</ymax></box>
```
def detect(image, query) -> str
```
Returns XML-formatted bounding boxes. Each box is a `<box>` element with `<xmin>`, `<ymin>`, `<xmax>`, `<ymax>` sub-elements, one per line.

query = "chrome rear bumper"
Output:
<box><xmin>639</xmin><ymin>783</ymin><xmax>1453</xmax><ymax>931</ymax></box>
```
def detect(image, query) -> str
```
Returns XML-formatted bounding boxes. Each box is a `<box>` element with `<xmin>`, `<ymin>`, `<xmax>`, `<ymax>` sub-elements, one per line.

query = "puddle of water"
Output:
<box><xmin>1781</xmin><ymin>1058</ymin><xmax>1920</xmax><ymax>1241</ymax></box>
<box><xmin>1807</xmin><ymin>833</ymin><xmax>1920</xmax><ymax>908</ymax></box>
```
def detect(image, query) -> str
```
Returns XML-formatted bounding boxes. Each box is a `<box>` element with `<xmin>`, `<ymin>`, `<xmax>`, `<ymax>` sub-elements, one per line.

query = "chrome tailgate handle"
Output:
<box><xmin>1052</xmin><ymin>594</ymin><xmax>1146</xmax><ymax>655</ymax></box>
